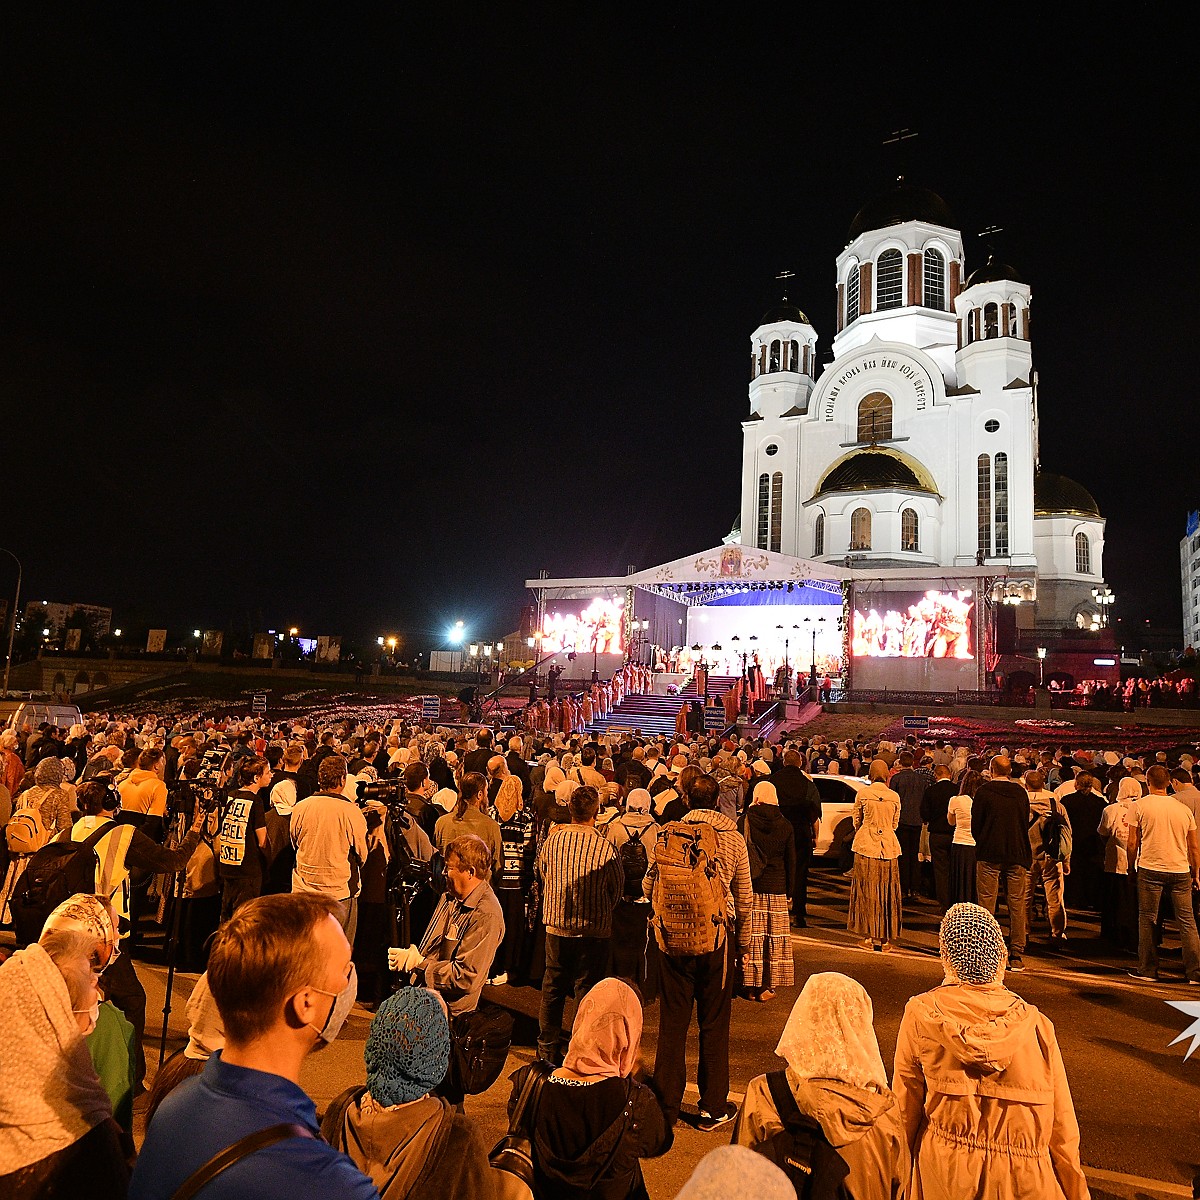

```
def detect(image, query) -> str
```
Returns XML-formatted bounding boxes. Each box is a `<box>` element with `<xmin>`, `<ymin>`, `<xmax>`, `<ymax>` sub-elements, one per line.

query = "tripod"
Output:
<box><xmin>158</xmin><ymin>864</ymin><xmax>187</xmax><ymax>1065</ymax></box>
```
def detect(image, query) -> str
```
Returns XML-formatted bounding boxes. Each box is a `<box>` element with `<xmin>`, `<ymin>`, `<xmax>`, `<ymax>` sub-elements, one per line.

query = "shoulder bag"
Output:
<box><xmin>489</xmin><ymin>1062</ymin><xmax>551</xmax><ymax>1200</ymax></box>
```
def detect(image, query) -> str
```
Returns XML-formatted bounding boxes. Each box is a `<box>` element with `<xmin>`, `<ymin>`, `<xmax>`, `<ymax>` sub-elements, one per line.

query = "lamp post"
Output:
<box><xmin>802</xmin><ymin>616</ymin><xmax>826</xmax><ymax>687</ymax></box>
<box><xmin>1036</xmin><ymin>645</ymin><xmax>1047</xmax><ymax>687</ymax></box>
<box><xmin>690</xmin><ymin>642</ymin><xmax>709</xmax><ymax>704</ymax></box>
<box><xmin>731</xmin><ymin>635</ymin><xmax>750</xmax><ymax>717</ymax></box>
<box><xmin>1</xmin><ymin>547</ymin><xmax>21</xmax><ymax>697</ymax></box>
<box><xmin>1091</xmin><ymin>585</ymin><xmax>1115</xmax><ymax>627</ymax></box>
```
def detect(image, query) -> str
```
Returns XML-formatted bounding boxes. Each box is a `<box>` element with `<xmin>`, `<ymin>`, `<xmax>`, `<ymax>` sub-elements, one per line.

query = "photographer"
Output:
<box><xmin>71</xmin><ymin>779</ymin><xmax>208</xmax><ymax>1089</ymax></box>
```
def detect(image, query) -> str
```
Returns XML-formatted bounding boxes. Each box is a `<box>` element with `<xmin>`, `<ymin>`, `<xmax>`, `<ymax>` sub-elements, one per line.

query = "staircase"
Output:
<box><xmin>586</xmin><ymin>675</ymin><xmax>740</xmax><ymax>738</ymax></box>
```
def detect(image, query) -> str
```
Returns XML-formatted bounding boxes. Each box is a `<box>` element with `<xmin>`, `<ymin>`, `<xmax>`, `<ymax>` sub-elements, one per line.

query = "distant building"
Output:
<box><xmin>23</xmin><ymin>600</ymin><xmax>113</xmax><ymax>639</ymax></box>
<box><xmin>1181</xmin><ymin>511</ymin><xmax>1200</xmax><ymax>649</ymax></box>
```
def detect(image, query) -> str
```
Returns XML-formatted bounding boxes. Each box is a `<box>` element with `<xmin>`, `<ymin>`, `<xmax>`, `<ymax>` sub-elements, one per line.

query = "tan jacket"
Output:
<box><xmin>851</xmin><ymin>783</ymin><xmax>902</xmax><ymax>860</ymax></box>
<box><xmin>893</xmin><ymin>983</ymin><xmax>1090</xmax><ymax>1200</ymax></box>
<box><xmin>734</xmin><ymin>1072</ymin><xmax>908</xmax><ymax>1199</ymax></box>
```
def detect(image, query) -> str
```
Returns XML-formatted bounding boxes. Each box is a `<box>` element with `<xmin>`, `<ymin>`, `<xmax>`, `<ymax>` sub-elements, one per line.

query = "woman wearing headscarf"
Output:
<box><xmin>734</xmin><ymin>972</ymin><xmax>907</xmax><ymax>1197</ymax></box>
<box><xmin>322</xmin><ymin>986</ymin><xmax>492</xmax><ymax>1200</ymax></box>
<box><xmin>847</xmin><ymin>764</ymin><xmax>903</xmax><ymax>951</ymax></box>
<box><xmin>488</xmin><ymin>774</ymin><xmax>536</xmax><ymax>985</ymax></box>
<box><xmin>1097</xmin><ymin>775</ymin><xmax>1141</xmax><ymax>950</ymax></box>
<box><xmin>0</xmin><ymin>756</ymin><xmax>77</xmax><ymax>924</ymax></box>
<box><xmin>0</xmin><ymin>893</ymin><xmax>128</xmax><ymax>1199</ymax></box>
<box><xmin>893</xmin><ymin>903</ymin><xmax>1090</xmax><ymax>1200</ymax></box>
<box><xmin>510</xmin><ymin>977</ymin><xmax>669</xmax><ymax>1200</ymax></box>
<box><xmin>738</xmin><ymin>780</ymin><xmax>796</xmax><ymax>1002</ymax></box>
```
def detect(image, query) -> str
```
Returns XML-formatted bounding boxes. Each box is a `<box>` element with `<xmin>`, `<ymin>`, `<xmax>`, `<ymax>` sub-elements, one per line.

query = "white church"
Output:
<box><xmin>528</xmin><ymin>181</ymin><xmax>1115</xmax><ymax>695</ymax></box>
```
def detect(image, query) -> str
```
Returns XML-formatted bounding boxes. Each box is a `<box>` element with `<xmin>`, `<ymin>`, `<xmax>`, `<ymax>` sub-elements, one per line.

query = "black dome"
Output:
<box><xmin>848</xmin><ymin>182</ymin><xmax>956</xmax><ymax>241</ymax></box>
<box><xmin>966</xmin><ymin>252</ymin><xmax>1025</xmax><ymax>287</ymax></box>
<box><xmin>759</xmin><ymin>301</ymin><xmax>810</xmax><ymax>326</ymax></box>
<box><xmin>1034</xmin><ymin>472</ymin><xmax>1100</xmax><ymax>517</ymax></box>
<box><xmin>816</xmin><ymin>452</ymin><xmax>933</xmax><ymax>496</ymax></box>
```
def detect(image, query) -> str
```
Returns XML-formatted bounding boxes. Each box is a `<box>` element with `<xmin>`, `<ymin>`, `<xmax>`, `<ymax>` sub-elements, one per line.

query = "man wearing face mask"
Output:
<box><xmin>129</xmin><ymin>893</ymin><xmax>378</xmax><ymax>1200</ymax></box>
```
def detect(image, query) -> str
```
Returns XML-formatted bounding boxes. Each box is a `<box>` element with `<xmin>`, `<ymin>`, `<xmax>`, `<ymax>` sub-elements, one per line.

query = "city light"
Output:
<box><xmin>448</xmin><ymin>620</ymin><xmax>464</xmax><ymax>644</ymax></box>
<box><xmin>386</xmin><ymin>637</ymin><xmax>397</xmax><ymax>650</ymax></box>
<box><xmin>113</xmin><ymin>628</ymin><xmax>122</xmax><ymax>638</ymax></box>
<box><xmin>376</xmin><ymin>636</ymin><xmax>384</xmax><ymax>646</ymax></box>
<box><xmin>289</xmin><ymin>626</ymin><xmax>299</xmax><ymax>636</ymax></box>
<box><xmin>193</xmin><ymin>629</ymin><xmax>201</xmax><ymax>638</ymax></box>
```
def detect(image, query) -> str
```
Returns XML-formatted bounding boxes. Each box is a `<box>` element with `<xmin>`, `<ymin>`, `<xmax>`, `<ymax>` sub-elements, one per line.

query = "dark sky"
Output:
<box><xmin>0</xmin><ymin>12</ymin><xmax>1190</xmax><ymax>650</ymax></box>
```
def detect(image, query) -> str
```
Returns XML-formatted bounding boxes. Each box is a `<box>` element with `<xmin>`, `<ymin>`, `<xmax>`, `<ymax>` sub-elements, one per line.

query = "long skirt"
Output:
<box><xmin>742</xmin><ymin>892</ymin><xmax>795</xmax><ymax>990</ymax></box>
<box><xmin>949</xmin><ymin>843</ymin><xmax>977</xmax><ymax>905</ymax></box>
<box><xmin>848</xmin><ymin>854</ymin><xmax>902</xmax><ymax>943</ymax></box>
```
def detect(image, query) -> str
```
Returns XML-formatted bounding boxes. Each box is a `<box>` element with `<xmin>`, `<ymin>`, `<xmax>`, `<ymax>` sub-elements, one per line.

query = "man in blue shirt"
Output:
<box><xmin>130</xmin><ymin>893</ymin><xmax>378</xmax><ymax>1200</ymax></box>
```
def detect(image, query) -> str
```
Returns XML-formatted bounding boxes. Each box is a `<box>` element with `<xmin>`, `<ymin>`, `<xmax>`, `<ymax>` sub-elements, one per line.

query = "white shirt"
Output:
<box><xmin>1132</xmin><ymin>793</ymin><xmax>1197</xmax><ymax>874</ymax></box>
<box><xmin>947</xmin><ymin>794</ymin><xmax>975</xmax><ymax>846</ymax></box>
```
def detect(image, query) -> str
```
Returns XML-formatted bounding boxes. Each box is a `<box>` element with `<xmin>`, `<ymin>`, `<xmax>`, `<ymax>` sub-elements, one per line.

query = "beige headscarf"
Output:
<box><xmin>751</xmin><ymin>781</ymin><xmax>779</xmax><ymax>806</ymax></box>
<box><xmin>493</xmin><ymin>776</ymin><xmax>522</xmax><ymax>823</ymax></box>
<box><xmin>774</xmin><ymin>972</ymin><xmax>888</xmax><ymax>1092</ymax></box>
<box><xmin>561</xmin><ymin>977</ymin><xmax>643</xmax><ymax>1079</ymax></box>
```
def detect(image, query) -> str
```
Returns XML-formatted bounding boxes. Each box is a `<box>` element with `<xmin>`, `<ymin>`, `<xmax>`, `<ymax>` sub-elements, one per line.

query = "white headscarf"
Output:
<box><xmin>751</xmin><ymin>781</ymin><xmax>779</xmax><ymax>806</ymax></box>
<box><xmin>774</xmin><ymin>972</ymin><xmax>888</xmax><ymax>1092</ymax></box>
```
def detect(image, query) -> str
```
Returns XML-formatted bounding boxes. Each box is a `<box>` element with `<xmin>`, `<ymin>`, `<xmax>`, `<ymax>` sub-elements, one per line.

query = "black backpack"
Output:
<box><xmin>9</xmin><ymin>823</ymin><xmax>113</xmax><ymax>949</ymax></box>
<box><xmin>753</xmin><ymin>1071</ymin><xmax>852</xmax><ymax>1199</ymax></box>
<box><xmin>618</xmin><ymin>822</ymin><xmax>649</xmax><ymax>899</ymax></box>
<box><xmin>1039</xmin><ymin>797</ymin><xmax>1072</xmax><ymax>862</ymax></box>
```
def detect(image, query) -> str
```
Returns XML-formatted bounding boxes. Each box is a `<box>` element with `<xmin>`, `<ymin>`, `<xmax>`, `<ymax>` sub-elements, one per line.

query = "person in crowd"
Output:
<box><xmin>734</xmin><ymin>971</ymin><xmax>907</xmax><ymax>1196</ymax></box>
<box><xmin>290</xmin><ymin>753</ymin><xmax>369</xmax><ymax>936</ymax></box>
<box><xmin>893</xmin><ymin>903</ymin><xmax>1090</xmax><ymax>1199</ymax></box>
<box><xmin>1</xmin><ymin>755</ymin><xmax>76</xmax><ymax>922</ymax></box>
<box><xmin>890</xmin><ymin>750</ymin><xmax>932</xmax><ymax>902</ymax></box>
<box><xmin>770</xmin><ymin>749</ymin><xmax>821</xmax><ymax>927</ymax></box>
<box><xmin>920</xmin><ymin>765</ymin><xmax>957</xmax><ymax>913</ymax></box>
<box><xmin>390</xmin><ymin>834</ymin><xmax>505</xmax><ymax>1017</ymax></box>
<box><xmin>848</xmin><ymin>764</ymin><xmax>902</xmax><ymax>952</ymax></box>
<box><xmin>535</xmin><ymin>784</ymin><xmax>624</xmax><ymax>1065</ymax></box>
<box><xmin>322</xmin><ymin>985</ymin><xmax>492</xmax><ymax>1200</ymax></box>
<box><xmin>1098</xmin><ymin>775</ymin><xmax>1140</xmax><ymax>950</ymax></box>
<box><xmin>510</xmin><ymin>977</ymin><xmax>670</xmax><ymax>1200</ymax></box>
<box><xmin>1059</xmin><ymin>773</ymin><xmax>1106</xmax><ymax>913</ymax></box>
<box><xmin>145</xmin><ymin>971</ymin><xmax>225</xmax><ymax>1125</ymax></box>
<box><xmin>117</xmin><ymin>747</ymin><xmax>169</xmax><ymax>840</ymax></box>
<box><xmin>434</xmin><ymin>772</ymin><xmax>503</xmax><ymax>870</ymax></box>
<box><xmin>264</xmin><ymin>742</ymin><xmax>305</xmax><ymax>894</ymax></box>
<box><xmin>217</xmin><ymin>755</ymin><xmax>272</xmax><ymax>921</ymax></box>
<box><xmin>971</xmin><ymin>756</ymin><xmax>1032</xmax><ymax>972</ymax></box>
<box><xmin>645</xmin><ymin>772</ymin><xmax>752</xmax><ymax>1133</ymax></box>
<box><xmin>462</xmin><ymin>728</ymin><xmax>494</xmax><ymax>775</ymax></box>
<box><xmin>1127</xmin><ymin>763</ymin><xmax>1200</xmax><ymax>984</ymax></box>
<box><xmin>488</xmin><ymin>773</ymin><xmax>536</xmax><ymax>986</ymax></box>
<box><xmin>738</xmin><ymin>779</ymin><xmax>795</xmax><ymax>1002</ymax></box>
<box><xmin>606</xmin><ymin>786</ymin><xmax>656</xmax><ymax>850</ymax></box>
<box><xmin>673</xmin><ymin>1145</ymin><xmax>794</xmax><ymax>1200</ymax></box>
<box><xmin>0</xmin><ymin>727</ymin><xmax>26</xmax><ymax>795</ymax></box>
<box><xmin>0</xmin><ymin>893</ymin><xmax>128</xmax><ymax>1200</ymax></box>
<box><xmin>129</xmin><ymin>893</ymin><xmax>376</xmax><ymax>1200</ymax></box>
<box><xmin>946</xmin><ymin>768</ymin><xmax>980</xmax><ymax>905</ymax></box>
<box><xmin>1024</xmin><ymin>768</ymin><xmax>1071</xmax><ymax>943</ymax></box>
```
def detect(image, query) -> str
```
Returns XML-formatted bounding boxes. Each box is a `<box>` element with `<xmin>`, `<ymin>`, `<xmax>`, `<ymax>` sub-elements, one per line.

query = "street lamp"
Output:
<box><xmin>1036</xmin><ymin>645</ymin><xmax>1047</xmax><ymax>686</ymax></box>
<box><xmin>1091</xmin><ymin>585</ymin><xmax>1115</xmax><ymax>627</ymax></box>
<box><xmin>690</xmin><ymin>642</ymin><xmax>709</xmax><ymax>703</ymax></box>
<box><xmin>731</xmin><ymin>635</ymin><xmax>750</xmax><ymax>717</ymax></box>
<box><xmin>449</xmin><ymin>620</ymin><xmax>465</xmax><ymax>644</ymax></box>
<box><xmin>0</xmin><ymin>547</ymin><xmax>22</xmax><ymax>697</ymax></box>
<box><xmin>802</xmin><ymin>616</ymin><xmax>827</xmax><ymax>686</ymax></box>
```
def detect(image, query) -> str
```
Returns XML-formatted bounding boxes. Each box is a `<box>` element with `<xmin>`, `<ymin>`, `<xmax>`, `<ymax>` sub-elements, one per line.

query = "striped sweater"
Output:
<box><xmin>536</xmin><ymin>822</ymin><xmax>624</xmax><ymax>938</ymax></box>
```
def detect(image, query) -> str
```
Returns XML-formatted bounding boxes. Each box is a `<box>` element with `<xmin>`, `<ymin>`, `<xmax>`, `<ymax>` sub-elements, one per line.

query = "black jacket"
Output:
<box><xmin>771</xmin><ymin>765</ymin><xmax>821</xmax><ymax>850</ymax></box>
<box><xmin>920</xmin><ymin>779</ymin><xmax>957</xmax><ymax>837</ymax></box>
<box><xmin>741</xmin><ymin>805</ymin><xmax>796</xmax><ymax>897</ymax></box>
<box><xmin>972</xmin><ymin>779</ymin><xmax>1033</xmax><ymax>867</ymax></box>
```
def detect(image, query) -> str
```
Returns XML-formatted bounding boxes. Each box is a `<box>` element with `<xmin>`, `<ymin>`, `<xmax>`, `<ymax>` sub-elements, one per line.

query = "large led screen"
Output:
<box><xmin>540</xmin><ymin>597</ymin><xmax>624</xmax><ymax>655</ymax></box>
<box><xmin>851</xmin><ymin>590</ymin><xmax>973</xmax><ymax>660</ymax></box>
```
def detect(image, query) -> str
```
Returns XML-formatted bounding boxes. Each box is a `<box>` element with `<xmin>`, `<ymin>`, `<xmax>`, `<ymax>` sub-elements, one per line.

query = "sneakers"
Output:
<box><xmin>1007</xmin><ymin>957</ymin><xmax>1025</xmax><ymax>972</ymax></box>
<box><xmin>695</xmin><ymin>1104</ymin><xmax>738</xmax><ymax>1133</ymax></box>
<box><xmin>487</xmin><ymin>972</ymin><xmax>509</xmax><ymax>987</ymax></box>
<box><xmin>1127</xmin><ymin>970</ymin><xmax>1159</xmax><ymax>982</ymax></box>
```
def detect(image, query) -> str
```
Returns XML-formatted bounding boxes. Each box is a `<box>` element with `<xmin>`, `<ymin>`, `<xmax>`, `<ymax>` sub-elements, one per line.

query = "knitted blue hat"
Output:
<box><xmin>365</xmin><ymin>987</ymin><xmax>450</xmax><ymax>1106</ymax></box>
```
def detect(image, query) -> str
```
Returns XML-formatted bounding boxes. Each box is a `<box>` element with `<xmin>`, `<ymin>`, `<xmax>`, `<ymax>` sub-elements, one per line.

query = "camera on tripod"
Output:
<box><xmin>356</xmin><ymin>778</ymin><xmax>402</xmax><ymax>805</ymax></box>
<box><xmin>192</xmin><ymin>782</ymin><xmax>224</xmax><ymax>813</ymax></box>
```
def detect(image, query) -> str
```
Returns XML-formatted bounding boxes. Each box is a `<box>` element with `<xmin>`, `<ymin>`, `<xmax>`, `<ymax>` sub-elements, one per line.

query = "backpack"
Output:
<box><xmin>753</xmin><ymin>1070</ymin><xmax>852</xmax><ymax>1199</ymax></box>
<box><xmin>618</xmin><ymin>822</ymin><xmax>650</xmax><ymax>899</ymax></box>
<box><xmin>650</xmin><ymin>820</ymin><xmax>731</xmax><ymax>956</ymax></box>
<box><xmin>9</xmin><ymin>823</ymin><xmax>113</xmax><ymax>948</ymax></box>
<box><xmin>5</xmin><ymin>806</ymin><xmax>50</xmax><ymax>855</ymax></box>
<box><xmin>1039</xmin><ymin>797</ymin><xmax>1072</xmax><ymax>862</ymax></box>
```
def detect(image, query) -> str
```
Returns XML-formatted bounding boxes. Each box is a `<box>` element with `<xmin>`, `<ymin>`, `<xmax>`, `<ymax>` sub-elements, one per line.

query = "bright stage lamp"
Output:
<box><xmin>448</xmin><ymin>624</ymin><xmax>464</xmax><ymax>644</ymax></box>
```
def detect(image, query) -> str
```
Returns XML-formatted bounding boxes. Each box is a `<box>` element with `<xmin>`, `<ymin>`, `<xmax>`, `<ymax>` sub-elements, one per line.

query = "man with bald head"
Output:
<box><xmin>971</xmin><ymin>755</ymin><xmax>1033</xmax><ymax>972</ymax></box>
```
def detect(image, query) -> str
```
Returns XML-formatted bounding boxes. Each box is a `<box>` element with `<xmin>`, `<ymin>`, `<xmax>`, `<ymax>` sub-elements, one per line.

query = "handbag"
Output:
<box><xmin>448</xmin><ymin>1001</ymin><xmax>514</xmax><ymax>1095</ymax></box>
<box><xmin>489</xmin><ymin>1062</ymin><xmax>550</xmax><ymax>1199</ymax></box>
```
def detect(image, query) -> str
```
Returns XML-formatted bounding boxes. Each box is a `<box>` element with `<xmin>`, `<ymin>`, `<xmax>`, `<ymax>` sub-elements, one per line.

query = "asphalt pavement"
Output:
<box><xmin>121</xmin><ymin>862</ymin><xmax>1200</xmax><ymax>1198</ymax></box>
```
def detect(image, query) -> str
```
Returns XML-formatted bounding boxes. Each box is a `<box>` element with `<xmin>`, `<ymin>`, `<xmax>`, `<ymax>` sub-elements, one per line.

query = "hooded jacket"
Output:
<box><xmin>892</xmin><ymin>982</ymin><xmax>1089</xmax><ymax>1200</ymax></box>
<box><xmin>735</xmin><ymin>1073</ymin><xmax>907</xmax><ymax>1200</ymax></box>
<box><xmin>740</xmin><ymin>804</ymin><xmax>796</xmax><ymax>897</ymax></box>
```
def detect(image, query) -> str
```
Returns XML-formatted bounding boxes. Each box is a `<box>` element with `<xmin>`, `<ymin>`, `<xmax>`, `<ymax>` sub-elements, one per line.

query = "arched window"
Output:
<box><xmin>846</xmin><ymin>265</ymin><xmax>860</xmax><ymax>324</ymax></box>
<box><xmin>994</xmin><ymin>453</ymin><xmax>1009</xmax><ymax>556</ymax></box>
<box><xmin>876</xmin><ymin>249</ymin><xmax>903</xmax><ymax>310</ymax></box>
<box><xmin>857</xmin><ymin>392</ymin><xmax>892</xmax><ymax>443</ymax></box>
<box><xmin>966</xmin><ymin>310</ymin><xmax>975</xmax><ymax>344</ymax></box>
<box><xmin>770</xmin><ymin>472</ymin><xmax>783</xmax><ymax>553</ymax></box>
<box><xmin>977</xmin><ymin>454</ymin><xmax>991</xmax><ymax>558</ymax></box>
<box><xmin>1075</xmin><ymin>532</ymin><xmax>1091</xmax><ymax>574</ymax></box>
<box><xmin>788</xmin><ymin>340</ymin><xmax>800</xmax><ymax>372</ymax></box>
<box><xmin>769</xmin><ymin>340</ymin><xmax>781</xmax><ymax>372</ymax></box>
<box><xmin>983</xmin><ymin>302</ymin><xmax>999</xmax><ymax>339</ymax></box>
<box><xmin>813</xmin><ymin>512</ymin><xmax>825</xmax><ymax>557</ymax></box>
<box><xmin>759</xmin><ymin>344</ymin><xmax>767</xmax><ymax>375</ymax></box>
<box><xmin>756</xmin><ymin>473</ymin><xmax>770</xmax><ymax>549</ymax></box>
<box><xmin>1008</xmin><ymin>304</ymin><xmax>1019</xmax><ymax>337</ymax></box>
<box><xmin>901</xmin><ymin>508</ymin><xmax>919</xmax><ymax>552</ymax></box>
<box><xmin>850</xmin><ymin>507</ymin><xmax>872</xmax><ymax>551</ymax></box>
<box><xmin>923</xmin><ymin>248</ymin><xmax>945</xmax><ymax>310</ymax></box>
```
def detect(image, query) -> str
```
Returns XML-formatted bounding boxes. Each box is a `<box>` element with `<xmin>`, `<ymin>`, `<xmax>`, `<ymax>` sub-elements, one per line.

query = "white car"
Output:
<box><xmin>808</xmin><ymin>774</ymin><xmax>870</xmax><ymax>859</ymax></box>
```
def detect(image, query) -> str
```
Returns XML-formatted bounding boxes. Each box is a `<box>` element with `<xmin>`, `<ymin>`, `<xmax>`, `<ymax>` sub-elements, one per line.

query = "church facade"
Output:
<box><xmin>734</xmin><ymin>181</ymin><xmax>1108</xmax><ymax>635</ymax></box>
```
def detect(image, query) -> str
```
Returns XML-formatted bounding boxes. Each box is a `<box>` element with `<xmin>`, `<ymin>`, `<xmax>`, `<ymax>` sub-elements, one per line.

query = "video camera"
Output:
<box><xmin>356</xmin><ymin>778</ymin><xmax>402</xmax><ymax>805</ymax></box>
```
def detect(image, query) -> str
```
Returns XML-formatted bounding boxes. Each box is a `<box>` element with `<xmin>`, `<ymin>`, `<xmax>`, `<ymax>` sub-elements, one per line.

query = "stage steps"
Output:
<box><xmin>584</xmin><ymin>675</ymin><xmax>741</xmax><ymax>738</ymax></box>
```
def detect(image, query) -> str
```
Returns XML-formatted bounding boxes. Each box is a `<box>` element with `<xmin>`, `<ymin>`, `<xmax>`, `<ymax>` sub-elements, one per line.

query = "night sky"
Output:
<box><xmin>0</xmin><ymin>13</ymin><xmax>1190</xmax><ymax>652</ymax></box>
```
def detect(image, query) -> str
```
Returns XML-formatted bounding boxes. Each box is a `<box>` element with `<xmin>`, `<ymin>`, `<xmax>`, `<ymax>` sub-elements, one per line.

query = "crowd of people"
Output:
<box><xmin>1</xmin><ymin>704</ymin><xmax>1196</xmax><ymax>1197</ymax></box>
